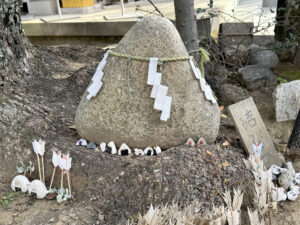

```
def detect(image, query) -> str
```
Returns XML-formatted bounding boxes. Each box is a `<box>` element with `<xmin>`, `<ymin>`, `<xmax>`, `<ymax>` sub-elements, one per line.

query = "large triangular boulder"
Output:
<box><xmin>75</xmin><ymin>16</ymin><xmax>220</xmax><ymax>149</ymax></box>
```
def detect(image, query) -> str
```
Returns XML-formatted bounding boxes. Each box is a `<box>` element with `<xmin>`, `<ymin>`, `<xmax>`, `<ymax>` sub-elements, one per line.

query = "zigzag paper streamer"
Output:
<box><xmin>189</xmin><ymin>56</ymin><xmax>217</xmax><ymax>104</ymax></box>
<box><xmin>87</xmin><ymin>51</ymin><xmax>109</xmax><ymax>100</ymax></box>
<box><xmin>147</xmin><ymin>58</ymin><xmax>172</xmax><ymax>121</ymax></box>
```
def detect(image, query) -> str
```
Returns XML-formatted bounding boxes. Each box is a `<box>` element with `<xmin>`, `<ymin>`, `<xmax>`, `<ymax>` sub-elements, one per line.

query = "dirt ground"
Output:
<box><xmin>0</xmin><ymin>44</ymin><xmax>299</xmax><ymax>225</ymax></box>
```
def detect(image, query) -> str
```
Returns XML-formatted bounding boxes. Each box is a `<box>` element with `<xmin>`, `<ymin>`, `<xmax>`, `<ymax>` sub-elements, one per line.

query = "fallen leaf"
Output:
<box><xmin>68</xmin><ymin>125</ymin><xmax>77</xmax><ymax>130</ymax></box>
<box><xmin>217</xmin><ymin>164</ymin><xmax>222</xmax><ymax>168</ymax></box>
<box><xmin>221</xmin><ymin>113</ymin><xmax>228</xmax><ymax>118</ymax></box>
<box><xmin>206</xmin><ymin>150</ymin><xmax>213</xmax><ymax>156</ymax></box>
<box><xmin>222</xmin><ymin>161</ymin><xmax>229</xmax><ymax>167</ymax></box>
<box><xmin>219</xmin><ymin>106</ymin><xmax>224</xmax><ymax>112</ymax></box>
<box><xmin>222</xmin><ymin>141</ymin><xmax>230</xmax><ymax>146</ymax></box>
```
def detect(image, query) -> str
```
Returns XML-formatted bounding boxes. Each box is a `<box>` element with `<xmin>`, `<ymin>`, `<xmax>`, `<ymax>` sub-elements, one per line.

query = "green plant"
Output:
<box><xmin>277</xmin><ymin>77</ymin><xmax>288</xmax><ymax>84</ymax></box>
<box><xmin>274</xmin><ymin>32</ymin><xmax>299</xmax><ymax>54</ymax></box>
<box><xmin>16</xmin><ymin>161</ymin><xmax>35</xmax><ymax>176</ymax></box>
<box><xmin>0</xmin><ymin>192</ymin><xmax>19</xmax><ymax>209</ymax></box>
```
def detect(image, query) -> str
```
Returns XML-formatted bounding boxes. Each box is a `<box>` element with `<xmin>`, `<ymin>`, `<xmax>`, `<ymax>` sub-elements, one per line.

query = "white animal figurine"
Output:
<box><xmin>134</xmin><ymin>148</ymin><xmax>144</xmax><ymax>156</ymax></box>
<box><xmin>153</xmin><ymin>146</ymin><xmax>162</xmax><ymax>155</ymax></box>
<box><xmin>11</xmin><ymin>175</ymin><xmax>30</xmax><ymax>192</ymax></box>
<box><xmin>28</xmin><ymin>180</ymin><xmax>48</xmax><ymax>199</ymax></box>
<box><xmin>144</xmin><ymin>147</ymin><xmax>154</xmax><ymax>156</ymax></box>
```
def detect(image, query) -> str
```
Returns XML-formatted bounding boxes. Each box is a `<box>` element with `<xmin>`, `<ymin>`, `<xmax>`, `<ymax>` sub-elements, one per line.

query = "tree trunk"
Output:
<box><xmin>0</xmin><ymin>0</ymin><xmax>29</xmax><ymax>69</ymax></box>
<box><xmin>174</xmin><ymin>0</ymin><xmax>199</xmax><ymax>60</ymax></box>
<box><xmin>275</xmin><ymin>0</ymin><xmax>288</xmax><ymax>41</ymax></box>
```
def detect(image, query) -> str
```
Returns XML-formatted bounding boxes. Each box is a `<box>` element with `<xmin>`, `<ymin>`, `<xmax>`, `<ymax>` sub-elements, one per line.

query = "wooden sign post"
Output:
<box><xmin>228</xmin><ymin>97</ymin><xmax>284</xmax><ymax>168</ymax></box>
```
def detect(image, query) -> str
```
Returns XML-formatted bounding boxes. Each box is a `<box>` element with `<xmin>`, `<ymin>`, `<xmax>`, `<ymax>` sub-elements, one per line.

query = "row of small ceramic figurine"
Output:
<box><xmin>100</xmin><ymin>142</ymin><xmax>162</xmax><ymax>156</ymax></box>
<box><xmin>76</xmin><ymin>138</ymin><xmax>163</xmax><ymax>156</ymax></box>
<box><xmin>76</xmin><ymin>137</ymin><xmax>208</xmax><ymax>156</ymax></box>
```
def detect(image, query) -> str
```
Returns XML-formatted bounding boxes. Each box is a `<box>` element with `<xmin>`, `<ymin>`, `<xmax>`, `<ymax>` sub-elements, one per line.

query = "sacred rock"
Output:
<box><xmin>273</xmin><ymin>80</ymin><xmax>300</xmax><ymax>122</ymax></box>
<box><xmin>75</xmin><ymin>16</ymin><xmax>220</xmax><ymax>149</ymax></box>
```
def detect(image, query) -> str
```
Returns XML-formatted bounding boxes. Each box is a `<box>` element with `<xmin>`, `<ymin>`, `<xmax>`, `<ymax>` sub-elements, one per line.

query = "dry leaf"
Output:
<box><xmin>68</xmin><ymin>125</ymin><xmax>77</xmax><ymax>130</ymax></box>
<box><xmin>222</xmin><ymin>141</ymin><xmax>230</xmax><ymax>146</ymax></box>
<box><xmin>221</xmin><ymin>113</ymin><xmax>228</xmax><ymax>118</ymax></box>
<box><xmin>222</xmin><ymin>161</ymin><xmax>229</xmax><ymax>167</ymax></box>
<box><xmin>206</xmin><ymin>150</ymin><xmax>213</xmax><ymax>156</ymax></box>
<box><xmin>219</xmin><ymin>106</ymin><xmax>224</xmax><ymax>112</ymax></box>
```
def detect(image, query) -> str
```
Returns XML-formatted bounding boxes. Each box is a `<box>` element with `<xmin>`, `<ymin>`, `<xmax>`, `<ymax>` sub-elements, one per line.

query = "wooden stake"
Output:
<box><xmin>67</xmin><ymin>171</ymin><xmax>72</xmax><ymax>195</ymax></box>
<box><xmin>37</xmin><ymin>154</ymin><xmax>42</xmax><ymax>181</ymax></box>
<box><xmin>41</xmin><ymin>156</ymin><xmax>45</xmax><ymax>183</ymax></box>
<box><xmin>49</xmin><ymin>167</ymin><xmax>56</xmax><ymax>190</ymax></box>
<box><xmin>61</xmin><ymin>170</ymin><xmax>64</xmax><ymax>189</ymax></box>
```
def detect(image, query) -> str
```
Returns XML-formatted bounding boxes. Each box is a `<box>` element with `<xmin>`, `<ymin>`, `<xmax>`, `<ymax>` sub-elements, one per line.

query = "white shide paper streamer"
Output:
<box><xmin>147</xmin><ymin>58</ymin><xmax>172</xmax><ymax>121</ymax></box>
<box><xmin>189</xmin><ymin>56</ymin><xmax>217</xmax><ymax>104</ymax></box>
<box><xmin>87</xmin><ymin>51</ymin><xmax>109</xmax><ymax>100</ymax></box>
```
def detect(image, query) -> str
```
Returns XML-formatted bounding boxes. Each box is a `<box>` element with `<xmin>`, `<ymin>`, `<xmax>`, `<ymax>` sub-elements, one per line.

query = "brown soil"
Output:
<box><xmin>0</xmin><ymin>45</ymin><xmax>299</xmax><ymax>225</ymax></box>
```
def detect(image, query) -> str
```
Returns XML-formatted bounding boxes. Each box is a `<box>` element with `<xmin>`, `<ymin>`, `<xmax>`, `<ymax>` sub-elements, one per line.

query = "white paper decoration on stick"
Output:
<box><xmin>189</xmin><ymin>56</ymin><xmax>217</xmax><ymax>104</ymax></box>
<box><xmin>87</xmin><ymin>51</ymin><xmax>109</xmax><ymax>100</ymax></box>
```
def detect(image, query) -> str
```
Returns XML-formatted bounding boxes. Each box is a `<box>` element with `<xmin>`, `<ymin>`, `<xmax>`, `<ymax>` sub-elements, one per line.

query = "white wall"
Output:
<box><xmin>28</xmin><ymin>0</ymin><xmax>58</xmax><ymax>15</ymax></box>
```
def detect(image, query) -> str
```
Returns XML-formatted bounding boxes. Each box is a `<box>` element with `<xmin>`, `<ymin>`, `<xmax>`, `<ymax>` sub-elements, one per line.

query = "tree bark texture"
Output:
<box><xmin>0</xmin><ymin>0</ymin><xmax>28</xmax><ymax>69</ymax></box>
<box><xmin>174</xmin><ymin>0</ymin><xmax>199</xmax><ymax>59</ymax></box>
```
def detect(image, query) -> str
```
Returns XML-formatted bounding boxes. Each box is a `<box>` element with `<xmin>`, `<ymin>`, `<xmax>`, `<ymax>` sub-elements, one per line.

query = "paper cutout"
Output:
<box><xmin>52</xmin><ymin>151</ymin><xmax>60</xmax><ymax>168</ymax></box>
<box><xmin>252</xmin><ymin>143</ymin><xmax>262</xmax><ymax>157</ymax></box>
<box><xmin>154</xmin><ymin>85</ymin><xmax>168</xmax><ymax>110</ymax></box>
<box><xmin>147</xmin><ymin>58</ymin><xmax>159</xmax><ymax>85</ymax></box>
<box><xmin>189</xmin><ymin>56</ymin><xmax>217</xmax><ymax>104</ymax></box>
<box><xmin>160</xmin><ymin>96</ymin><xmax>172</xmax><ymax>121</ymax></box>
<box><xmin>87</xmin><ymin>51</ymin><xmax>109</xmax><ymax>100</ymax></box>
<box><xmin>87</xmin><ymin>80</ymin><xmax>103</xmax><ymax>100</ymax></box>
<box><xmin>150</xmin><ymin>73</ymin><xmax>162</xmax><ymax>98</ymax></box>
<box><xmin>189</xmin><ymin>57</ymin><xmax>200</xmax><ymax>79</ymax></box>
<box><xmin>146</xmin><ymin>59</ymin><xmax>172</xmax><ymax>121</ymax></box>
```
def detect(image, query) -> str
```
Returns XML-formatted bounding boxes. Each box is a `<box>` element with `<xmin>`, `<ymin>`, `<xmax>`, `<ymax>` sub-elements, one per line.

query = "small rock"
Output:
<box><xmin>273</xmin><ymin>80</ymin><xmax>300</xmax><ymax>122</ymax></box>
<box><xmin>75</xmin><ymin>16</ymin><xmax>220</xmax><ymax>149</ymax></box>
<box><xmin>249</xmin><ymin>45</ymin><xmax>279</xmax><ymax>68</ymax></box>
<box><xmin>204</xmin><ymin>62</ymin><xmax>228</xmax><ymax>90</ymax></box>
<box><xmin>224</xmin><ymin>44</ymin><xmax>249</xmax><ymax>67</ymax></box>
<box><xmin>278</xmin><ymin>162</ymin><xmax>296</xmax><ymax>190</ymax></box>
<box><xmin>238</xmin><ymin>65</ymin><xmax>277</xmax><ymax>90</ymax></box>
<box><xmin>87</xmin><ymin>141</ymin><xmax>97</xmax><ymax>149</ymax></box>
<box><xmin>217</xmin><ymin>84</ymin><xmax>247</xmax><ymax>106</ymax></box>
